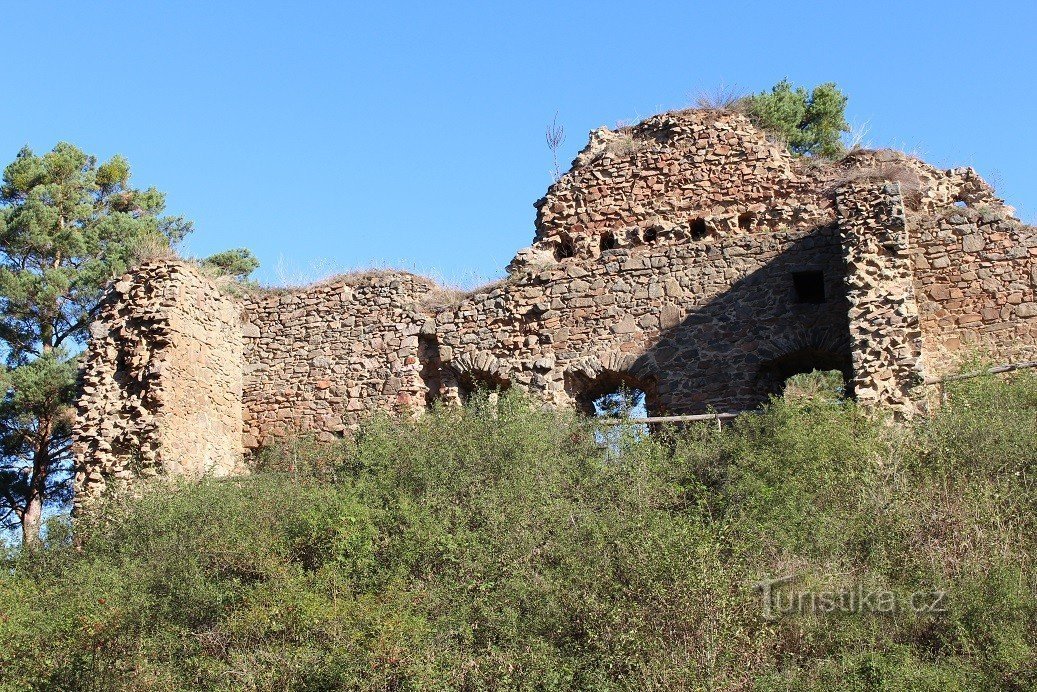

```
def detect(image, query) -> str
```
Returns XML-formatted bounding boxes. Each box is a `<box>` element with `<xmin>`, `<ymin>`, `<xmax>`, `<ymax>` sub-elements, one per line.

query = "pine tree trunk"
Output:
<box><xmin>21</xmin><ymin>491</ymin><xmax>42</xmax><ymax>549</ymax></box>
<box><xmin>22</xmin><ymin>429</ymin><xmax>51</xmax><ymax>549</ymax></box>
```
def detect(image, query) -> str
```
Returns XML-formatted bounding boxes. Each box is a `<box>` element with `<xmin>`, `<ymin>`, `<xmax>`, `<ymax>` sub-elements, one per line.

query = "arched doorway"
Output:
<box><xmin>756</xmin><ymin>348</ymin><xmax>853</xmax><ymax>400</ymax></box>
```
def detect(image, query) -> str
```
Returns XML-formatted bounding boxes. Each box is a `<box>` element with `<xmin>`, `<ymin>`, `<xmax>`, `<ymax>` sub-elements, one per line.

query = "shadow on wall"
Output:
<box><xmin>563</xmin><ymin>225</ymin><xmax>855</xmax><ymax>416</ymax></box>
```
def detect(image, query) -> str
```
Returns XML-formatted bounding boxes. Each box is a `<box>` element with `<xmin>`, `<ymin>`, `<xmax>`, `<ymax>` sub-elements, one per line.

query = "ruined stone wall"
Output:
<box><xmin>512</xmin><ymin>110</ymin><xmax>834</xmax><ymax>270</ymax></box>
<box><xmin>74</xmin><ymin>261</ymin><xmax>243</xmax><ymax>508</ymax></box>
<box><xmin>239</xmin><ymin>273</ymin><xmax>435</xmax><ymax>450</ymax></box>
<box><xmin>73</xmin><ymin>108</ymin><xmax>1037</xmax><ymax>490</ymax></box>
<box><xmin>439</xmin><ymin>227</ymin><xmax>851</xmax><ymax>416</ymax></box>
<box><xmin>836</xmin><ymin>183</ymin><xmax>924</xmax><ymax>415</ymax></box>
<box><xmin>912</xmin><ymin>206</ymin><xmax>1037</xmax><ymax>373</ymax></box>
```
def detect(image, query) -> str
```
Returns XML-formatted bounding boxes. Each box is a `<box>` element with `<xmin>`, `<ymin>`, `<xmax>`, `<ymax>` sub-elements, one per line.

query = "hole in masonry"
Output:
<box><xmin>738</xmin><ymin>212</ymin><xmax>754</xmax><ymax>231</ymax></box>
<box><xmin>600</xmin><ymin>231</ymin><xmax>617</xmax><ymax>253</ymax></box>
<box><xmin>554</xmin><ymin>234</ymin><xmax>575</xmax><ymax>260</ymax></box>
<box><xmin>455</xmin><ymin>369</ymin><xmax>511</xmax><ymax>405</ymax></box>
<box><xmin>792</xmin><ymin>270</ymin><xmax>826</xmax><ymax>304</ymax></box>
<box><xmin>418</xmin><ymin>335</ymin><xmax>444</xmax><ymax>407</ymax></box>
<box><xmin>643</xmin><ymin>227</ymin><xmax>658</xmax><ymax>243</ymax></box>
<box><xmin>757</xmin><ymin>351</ymin><xmax>853</xmax><ymax>400</ymax></box>
<box><xmin>690</xmin><ymin>218</ymin><xmax>709</xmax><ymax>240</ymax></box>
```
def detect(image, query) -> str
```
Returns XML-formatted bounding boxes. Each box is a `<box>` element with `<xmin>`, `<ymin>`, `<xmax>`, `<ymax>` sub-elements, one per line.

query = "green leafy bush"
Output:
<box><xmin>743</xmin><ymin>79</ymin><xmax>850</xmax><ymax>158</ymax></box>
<box><xmin>2</xmin><ymin>381</ymin><xmax>1036</xmax><ymax>690</ymax></box>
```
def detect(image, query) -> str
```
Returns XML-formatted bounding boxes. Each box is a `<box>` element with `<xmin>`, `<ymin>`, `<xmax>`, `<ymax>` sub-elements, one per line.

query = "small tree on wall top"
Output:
<box><xmin>743</xmin><ymin>79</ymin><xmax>850</xmax><ymax>158</ymax></box>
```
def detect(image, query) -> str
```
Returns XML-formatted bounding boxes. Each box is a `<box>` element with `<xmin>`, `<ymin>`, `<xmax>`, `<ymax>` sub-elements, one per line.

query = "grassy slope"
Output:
<box><xmin>2</xmin><ymin>377</ymin><xmax>1036</xmax><ymax>691</ymax></box>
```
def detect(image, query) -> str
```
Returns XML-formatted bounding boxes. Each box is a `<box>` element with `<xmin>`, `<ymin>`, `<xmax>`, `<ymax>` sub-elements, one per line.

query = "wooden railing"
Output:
<box><xmin>596</xmin><ymin>412</ymin><xmax>740</xmax><ymax>428</ymax></box>
<box><xmin>923</xmin><ymin>360</ymin><xmax>1037</xmax><ymax>385</ymax></box>
<box><xmin>597</xmin><ymin>360</ymin><xmax>1037</xmax><ymax>427</ymax></box>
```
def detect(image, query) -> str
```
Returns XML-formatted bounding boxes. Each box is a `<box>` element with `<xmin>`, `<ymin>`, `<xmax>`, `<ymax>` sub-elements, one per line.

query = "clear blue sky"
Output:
<box><xmin>3</xmin><ymin>1</ymin><xmax>1035</xmax><ymax>288</ymax></box>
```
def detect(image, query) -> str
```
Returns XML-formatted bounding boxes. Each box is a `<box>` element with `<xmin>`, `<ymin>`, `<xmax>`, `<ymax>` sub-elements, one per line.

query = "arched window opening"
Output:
<box><xmin>757</xmin><ymin>349</ymin><xmax>853</xmax><ymax>401</ymax></box>
<box><xmin>568</xmin><ymin>370</ymin><xmax>660</xmax><ymax>453</ymax></box>
<box><xmin>569</xmin><ymin>370</ymin><xmax>660</xmax><ymax>419</ymax></box>
<box><xmin>600</xmin><ymin>231</ymin><xmax>617</xmax><ymax>253</ymax></box>
<box><xmin>642</xmin><ymin>227</ymin><xmax>658</xmax><ymax>243</ymax></box>
<box><xmin>454</xmin><ymin>368</ymin><xmax>512</xmax><ymax>404</ymax></box>
<box><xmin>738</xmin><ymin>212</ymin><xmax>755</xmax><ymax>231</ymax></box>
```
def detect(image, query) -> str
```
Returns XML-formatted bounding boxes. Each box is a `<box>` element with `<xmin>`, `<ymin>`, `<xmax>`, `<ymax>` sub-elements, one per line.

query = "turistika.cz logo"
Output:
<box><xmin>754</xmin><ymin>573</ymin><xmax>947</xmax><ymax>620</ymax></box>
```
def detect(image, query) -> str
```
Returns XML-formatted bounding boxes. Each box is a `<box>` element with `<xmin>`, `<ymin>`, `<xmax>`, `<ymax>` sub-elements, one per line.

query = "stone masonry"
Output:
<box><xmin>73</xmin><ymin>109</ymin><xmax>1037</xmax><ymax>505</ymax></box>
<box><xmin>74</xmin><ymin>262</ymin><xmax>244</xmax><ymax>509</ymax></box>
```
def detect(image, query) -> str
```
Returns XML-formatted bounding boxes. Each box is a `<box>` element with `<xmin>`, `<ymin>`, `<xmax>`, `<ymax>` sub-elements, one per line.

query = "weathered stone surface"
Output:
<box><xmin>73</xmin><ymin>109</ymin><xmax>1036</xmax><ymax>501</ymax></box>
<box><xmin>73</xmin><ymin>262</ymin><xmax>244</xmax><ymax>511</ymax></box>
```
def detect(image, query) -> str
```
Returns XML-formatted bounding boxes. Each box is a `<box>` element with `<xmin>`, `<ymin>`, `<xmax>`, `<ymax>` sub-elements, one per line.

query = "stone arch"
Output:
<box><xmin>756</xmin><ymin>348</ymin><xmax>853</xmax><ymax>399</ymax></box>
<box><xmin>441</xmin><ymin>352</ymin><xmax>512</xmax><ymax>404</ymax></box>
<box><xmin>565</xmin><ymin>353</ymin><xmax>660</xmax><ymax>416</ymax></box>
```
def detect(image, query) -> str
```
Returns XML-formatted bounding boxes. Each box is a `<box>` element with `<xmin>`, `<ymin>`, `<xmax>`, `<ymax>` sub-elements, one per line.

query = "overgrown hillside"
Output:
<box><xmin>3</xmin><ymin>377</ymin><xmax>1037</xmax><ymax>690</ymax></box>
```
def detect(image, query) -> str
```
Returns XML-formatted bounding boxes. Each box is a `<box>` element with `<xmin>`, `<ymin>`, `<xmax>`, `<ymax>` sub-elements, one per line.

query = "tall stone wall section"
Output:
<box><xmin>836</xmin><ymin>183</ymin><xmax>924</xmax><ymax>415</ymax></box>
<box><xmin>74</xmin><ymin>261</ymin><xmax>243</xmax><ymax>509</ymax></box>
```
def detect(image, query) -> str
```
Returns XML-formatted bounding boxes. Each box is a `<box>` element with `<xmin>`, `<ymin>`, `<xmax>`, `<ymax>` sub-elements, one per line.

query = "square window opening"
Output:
<box><xmin>792</xmin><ymin>271</ymin><xmax>826</xmax><ymax>304</ymax></box>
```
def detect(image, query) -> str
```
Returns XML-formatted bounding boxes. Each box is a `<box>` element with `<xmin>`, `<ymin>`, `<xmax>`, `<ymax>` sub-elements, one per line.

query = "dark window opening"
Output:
<box><xmin>690</xmin><ymin>218</ymin><xmax>708</xmax><ymax>240</ymax></box>
<box><xmin>600</xmin><ymin>231</ymin><xmax>617</xmax><ymax>252</ymax></box>
<box><xmin>757</xmin><ymin>350</ymin><xmax>853</xmax><ymax>400</ymax></box>
<box><xmin>642</xmin><ymin>227</ymin><xmax>658</xmax><ymax>243</ymax></box>
<box><xmin>418</xmin><ymin>335</ymin><xmax>445</xmax><ymax>407</ymax></box>
<box><xmin>738</xmin><ymin>212</ymin><xmax>754</xmax><ymax>231</ymax></box>
<box><xmin>456</xmin><ymin>369</ymin><xmax>511</xmax><ymax>404</ymax></box>
<box><xmin>792</xmin><ymin>270</ymin><xmax>825</xmax><ymax>304</ymax></box>
<box><xmin>554</xmin><ymin>234</ymin><xmax>575</xmax><ymax>260</ymax></box>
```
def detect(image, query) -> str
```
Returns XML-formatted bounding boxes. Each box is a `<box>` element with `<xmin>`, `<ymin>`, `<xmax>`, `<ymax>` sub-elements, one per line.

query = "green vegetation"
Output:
<box><xmin>743</xmin><ymin>80</ymin><xmax>850</xmax><ymax>158</ymax></box>
<box><xmin>0</xmin><ymin>143</ymin><xmax>258</xmax><ymax>546</ymax></box>
<box><xmin>2</xmin><ymin>375</ymin><xmax>1037</xmax><ymax>690</ymax></box>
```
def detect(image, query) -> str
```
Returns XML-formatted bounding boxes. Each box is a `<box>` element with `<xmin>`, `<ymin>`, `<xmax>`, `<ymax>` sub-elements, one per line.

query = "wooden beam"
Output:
<box><xmin>923</xmin><ymin>360</ymin><xmax>1037</xmax><ymax>385</ymax></box>
<box><xmin>596</xmin><ymin>412</ymin><xmax>741</xmax><ymax>425</ymax></box>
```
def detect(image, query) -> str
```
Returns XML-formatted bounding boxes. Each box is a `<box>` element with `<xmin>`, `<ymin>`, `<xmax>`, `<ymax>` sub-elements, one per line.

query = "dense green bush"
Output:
<box><xmin>2</xmin><ymin>380</ymin><xmax>1037</xmax><ymax>690</ymax></box>
<box><xmin>743</xmin><ymin>80</ymin><xmax>850</xmax><ymax>158</ymax></box>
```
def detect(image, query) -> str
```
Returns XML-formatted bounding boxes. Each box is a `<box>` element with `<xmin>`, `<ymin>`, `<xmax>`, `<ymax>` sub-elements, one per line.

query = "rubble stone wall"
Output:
<box><xmin>912</xmin><ymin>206</ymin><xmax>1037</xmax><ymax>372</ymax></box>
<box><xmin>239</xmin><ymin>273</ymin><xmax>435</xmax><ymax>450</ymax></box>
<box><xmin>837</xmin><ymin>183</ymin><xmax>924</xmax><ymax>415</ymax></box>
<box><xmin>74</xmin><ymin>261</ymin><xmax>243</xmax><ymax>509</ymax></box>
<box><xmin>73</xmin><ymin>109</ymin><xmax>1037</xmax><ymax>496</ymax></box>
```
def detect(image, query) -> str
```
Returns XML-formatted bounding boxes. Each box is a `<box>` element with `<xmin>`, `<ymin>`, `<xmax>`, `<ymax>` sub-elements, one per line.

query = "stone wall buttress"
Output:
<box><xmin>73</xmin><ymin>261</ymin><xmax>244</xmax><ymax>510</ymax></box>
<box><xmin>837</xmin><ymin>182</ymin><xmax>925</xmax><ymax>415</ymax></box>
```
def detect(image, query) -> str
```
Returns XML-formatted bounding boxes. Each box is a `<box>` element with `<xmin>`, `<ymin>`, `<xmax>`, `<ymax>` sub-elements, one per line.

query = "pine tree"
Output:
<box><xmin>0</xmin><ymin>143</ymin><xmax>209</xmax><ymax>546</ymax></box>
<box><xmin>743</xmin><ymin>80</ymin><xmax>850</xmax><ymax>158</ymax></box>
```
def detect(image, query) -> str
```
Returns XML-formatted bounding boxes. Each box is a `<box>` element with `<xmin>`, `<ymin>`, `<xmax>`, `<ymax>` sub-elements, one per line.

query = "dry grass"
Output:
<box><xmin>605</xmin><ymin>132</ymin><xmax>642</xmax><ymax>158</ymax></box>
<box><xmin>129</xmin><ymin>234</ymin><xmax>178</xmax><ymax>265</ymax></box>
<box><xmin>691</xmin><ymin>83</ymin><xmax>746</xmax><ymax>111</ymax></box>
<box><xmin>826</xmin><ymin>158</ymin><xmax>924</xmax><ymax>208</ymax></box>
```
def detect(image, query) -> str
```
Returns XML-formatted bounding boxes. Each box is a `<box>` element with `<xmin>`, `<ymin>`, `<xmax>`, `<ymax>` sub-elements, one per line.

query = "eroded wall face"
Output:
<box><xmin>74</xmin><ymin>261</ymin><xmax>243</xmax><ymax>509</ymax></box>
<box><xmin>912</xmin><ymin>207</ymin><xmax>1037</xmax><ymax>371</ymax></box>
<box><xmin>239</xmin><ymin>274</ymin><xmax>434</xmax><ymax>450</ymax></box>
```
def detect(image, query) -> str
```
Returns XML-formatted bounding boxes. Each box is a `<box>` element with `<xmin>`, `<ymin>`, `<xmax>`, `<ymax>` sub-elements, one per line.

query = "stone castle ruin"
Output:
<box><xmin>73</xmin><ymin>109</ymin><xmax>1037</xmax><ymax>506</ymax></box>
